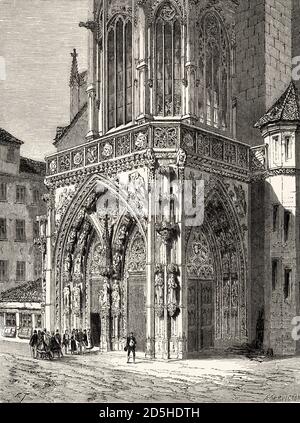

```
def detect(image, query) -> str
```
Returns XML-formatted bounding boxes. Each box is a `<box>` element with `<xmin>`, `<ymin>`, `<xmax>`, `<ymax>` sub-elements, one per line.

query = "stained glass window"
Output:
<box><xmin>197</xmin><ymin>13</ymin><xmax>230</xmax><ymax>130</ymax></box>
<box><xmin>107</xmin><ymin>17</ymin><xmax>132</xmax><ymax>130</ymax></box>
<box><xmin>155</xmin><ymin>3</ymin><xmax>182</xmax><ymax>116</ymax></box>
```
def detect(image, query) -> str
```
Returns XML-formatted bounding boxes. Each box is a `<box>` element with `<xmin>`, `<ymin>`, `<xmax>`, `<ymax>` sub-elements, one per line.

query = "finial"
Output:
<box><xmin>69</xmin><ymin>48</ymin><xmax>80</xmax><ymax>87</ymax></box>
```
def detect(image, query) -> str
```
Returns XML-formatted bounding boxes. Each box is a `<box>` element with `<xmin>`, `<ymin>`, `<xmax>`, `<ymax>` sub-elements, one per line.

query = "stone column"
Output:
<box><xmin>176</xmin><ymin>165</ymin><xmax>187</xmax><ymax>358</ymax></box>
<box><xmin>145</xmin><ymin>168</ymin><xmax>156</xmax><ymax>358</ymax></box>
<box><xmin>43</xmin><ymin>191</ymin><xmax>55</xmax><ymax>333</ymax></box>
<box><xmin>99</xmin><ymin>274</ymin><xmax>111</xmax><ymax>352</ymax></box>
<box><xmin>80</xmin><ymin>0</ymin><xmax>98</xmax><ymax>139</ymax></box>
<box><xmin>135</xmin><ymin>5</ymin><xmax>152</xmax><ymax>124</ymax></box>
<box><xmin>176</xmin><ymin>149</ymin><xmax>188</xmax><ymax>358</ymax></box>
<box><xmin>181</xmin><ymin>15</ymin><xmax>197</xmax><ymax>124</ymax></box>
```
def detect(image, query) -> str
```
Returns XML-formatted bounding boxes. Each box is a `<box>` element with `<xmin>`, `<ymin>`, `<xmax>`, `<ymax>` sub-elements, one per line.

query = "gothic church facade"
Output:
<box><xmin>43</xmin><ymin>0</ymin><xmax>300</xmax><ymax>358</ymax></box>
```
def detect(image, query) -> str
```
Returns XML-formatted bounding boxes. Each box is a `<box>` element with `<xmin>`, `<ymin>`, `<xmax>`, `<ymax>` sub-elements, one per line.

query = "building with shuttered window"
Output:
<box><xmin>0</xmin><ymin>128</ymin><xmax>46</xmax><ymax>339</ymax></box>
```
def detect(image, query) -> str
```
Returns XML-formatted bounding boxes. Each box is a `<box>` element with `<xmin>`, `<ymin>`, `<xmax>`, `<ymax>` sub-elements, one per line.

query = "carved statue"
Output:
<box><xmin>113</xmin><ymin>251</ymin><xmax>122</xmax><ymax>274</ymax></box>
<box><xmin>77</xmin><ymin>221</ymin><xmax>90</xmax><ymax>256</ymax></box>
<box><xmin>118</xmin><ymin>224</ymin><xmax>127</xmax><ymax>242</ymax></box>
<box><xmin>111</xmin><ymin>280</ymin><xmax>121</xmax><ymax>312</ymax></box>
<box><xmin>73</xmin><ymin>255</ymin><xmax>82</xmax><ymax>275</ymax></box>
<box><xmin>78</xmin><ymin>221</ymin><xmax>90</xmax><ymax>246</ymax></box>
<box><xmin>63</xmin><ymin>286</ymin><xmax>71</xmax><ymax>312</ymax></box>
<box><xmin>167</xmin><ymin>272</ymin><xmax>178</xmax><ymax>306</ymax></box>
<box><xmin>99</xmin><ymin>277</ymin><xmax>110</xmax><ymax>308</ymax></box>
<box><xmin>64</xmin><ymin>253</ymin><xmax>72</xmax><ymax>273</ymax></box>
<box><xmin>72</xmin><ymin>285</ymin><xmax>81</xmax><ymax>316</ymax></box>
<box><xmin>66</xmin><ymin>227</ymin><xmax>77</xmax><ymax>253</ymax></box>
<box><xmin>155</xmin><ymin>271</ymin><xmax>164</xmax><ymax>306</ymax></box>
<box><xmin>176</xmin><ymin>148</ymin><xmax>187</xmax><ymax>167</ymax></box>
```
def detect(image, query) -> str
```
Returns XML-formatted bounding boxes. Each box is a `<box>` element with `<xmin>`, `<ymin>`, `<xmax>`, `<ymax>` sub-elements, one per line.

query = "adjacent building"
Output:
<box><xmin>0</xmin><ymin>128</ymin><xmax>46</xmax><ymax>339</ymax></box>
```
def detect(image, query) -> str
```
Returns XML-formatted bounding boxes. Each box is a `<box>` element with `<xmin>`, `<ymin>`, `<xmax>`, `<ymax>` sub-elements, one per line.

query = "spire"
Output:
<box><xmin>255</xmin><ymin>81</ymin><xmax>300</xmax><ymax>130</ymax></box>
<box><xmin>69</xmin><ymin>48</ymin><xmax>80</xmax><ymax>87</ymax></box>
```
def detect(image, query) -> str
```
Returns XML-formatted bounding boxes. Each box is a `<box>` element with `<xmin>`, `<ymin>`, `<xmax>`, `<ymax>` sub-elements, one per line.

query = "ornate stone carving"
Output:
<box><xmin>154</xmin><ymin>264</ymin><xmax>164</xmax><ymax>318</ymax></box>
<box><xmin>182</xmin><ymin>131</ymin><xmax>195</xmax><ymax>152</ymax></box>
<box><xmin>63</xmin><ymin>252</ymin><xmax>72</xmax><ymax>282</ymax></box>
<box><xmin>42</xmin><ymin>191</ymin><xmax>55</xmax><ymax>211</ymax></box>
<box><xmin>116</xmin><ymin>135</ymin><xmax>130</xmax><ymax>156</ymax></box>
<box><xmin>155</xmin><ymin>221</ymin><xmax>178</xmax><ymax>245</ymax></box>
<box><xmin>55</xmin><ymin>186</ymin><xmax>76</xmax><ymax>229</ymax></box>
<box><xmin>135</xmin><ymin>132</ymin><xmax>148</xmax><ymax>149</ymax></box>
<box><xmin>111</xmin><ymin>279</ymin><xmax>121</xmax><ymax>317</ymax></box>
<box><xmin>167</xmin><ymin>265</ymin><xmax>179</xmax><ymax>317</ymax></box>
<box><xmin>127</xmin><ymin>172</ymin><xmax>148</xmax><ymax>216</ymax></box>
<box><xmin>79</xmin><ymin>20</ymin><xmax>98</xmax><ymax>32</ymax></box>
<box><xmin>72</xmin><ymin>150</ymin><xmax>83</xmax><ymax>167</ymax></box>
<box><xmin>49</xmin><ymin>159</ymin><xmax>57</xmax><ymax>174</ymax></box>
<box><xmin>154</xmin><ymin>127</ymin><xmax>177</xmax><ymax>148</ymax></box>
<box><xmin>99</xmin><ymin>277</ymin><xmax>111</xmax><ymax>317</ymax></box>
<box><xmin>90</xmin><ymin>243</ymin><xmax>105</xmax><ymax>274</ymax></box>
<box><xmin>102</xmin><ymin>142</ymin><xmax>113</xmax><ymax>158</ymax></box>
<box><xmin>73</xmin><ymin>254</ymin><xmax>82</xmax><ymax>279</ymax></box>
<box><xmin>160</xmin><ymin>3</ymin><xmax>177</xmax><ymax>21</ymax></box>
<box><xmin>63</xmin><ymin>286</ymin><xmax>71</xmax><ymax>315</ymax></box>
<box><xmin>176</xmin><ymin>148</ymin><xmax>187</xmax><ymax>167</ymax></box>
<box><xmin>186</xmin><ymin>229</ymin><xmax>214</xmax><ymax>279</ymax></box>
<box><xmin>227</xmin><ymin>184</ymin><xmax>247</xmax><ymax>218</ymax></box>
<box><xmin>126</xmin><ymin>231</ymin><xmax>146</xmax><ymax>273</ymax></box>
<box><xmin>59</xmin><ymin>154</ymin><xmax>71</xmax><ymax>172</ymax></box>
<box><xmin>72</xmin><ymin>285</ymin><xmax>81</xmax><ymax>317</ymax></box>
<box><xmin>86</xmin><ymin>146</ymin><xmax>98</xmax><ymax>164</ymax></box>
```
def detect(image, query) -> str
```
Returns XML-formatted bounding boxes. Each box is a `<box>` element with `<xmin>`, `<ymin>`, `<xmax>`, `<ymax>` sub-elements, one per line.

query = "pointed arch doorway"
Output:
<box><xmin>186</xmin><ymin>228</ymin><xmax>215</xmax><ymax>354</ymax></box>
<box><xmin>123</xmin><ymin>228</ymin><xmax>147</xmax><ymax>352</ymax></box>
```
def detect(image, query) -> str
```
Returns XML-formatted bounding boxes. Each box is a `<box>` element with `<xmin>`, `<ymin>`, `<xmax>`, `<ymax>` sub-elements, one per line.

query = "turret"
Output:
<box><xmin>255</xmin><ymin>81</ymin><xmax>300</xmax><ymax>355</ymax></box>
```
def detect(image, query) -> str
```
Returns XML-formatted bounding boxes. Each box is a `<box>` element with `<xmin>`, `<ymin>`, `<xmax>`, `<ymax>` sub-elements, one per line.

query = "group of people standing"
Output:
<box><xmin>29</xmin><ymin>329</ymin><xmax>63</xmax><ymax>359</ymax></box>
<box><xmin>29</xmin><ymin>328</ymin><xmax>137</xmax><ymax>363</ymax></box>
<box><xmin>63</xmin><ymin>328</ymin><xmax>93</xmax><ymax>355</ymax></box>
<box><xmin>29</xmin><ymin>328</ymin><xmax>93</xmax><ymax>359</ymax></box>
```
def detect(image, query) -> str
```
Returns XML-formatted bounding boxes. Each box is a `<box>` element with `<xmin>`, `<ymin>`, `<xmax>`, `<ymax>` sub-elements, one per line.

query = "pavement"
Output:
<box><xmin>1</xmin><ymin>340</ymin><xmax>300</xmax><ymax>403</ymax></box>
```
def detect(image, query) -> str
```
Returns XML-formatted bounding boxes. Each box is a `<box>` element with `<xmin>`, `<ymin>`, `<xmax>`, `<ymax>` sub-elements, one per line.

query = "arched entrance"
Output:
<box><xmin>185</xmin><ymin>180</ymin><xmax>247</xmax><ymax>354</ymax></box>
<box><xmin>54</xmin><ymin>174</ymin><xmax>148</xmax><ymax>352</ymax></box>
<box><xmin>124</xmin><ymin>227</ymin><xmax>146</xmax><ymax>352</ymax></box>
<box><xmin>186</xmin><ymin>228</ymin><xmax>215</xmax><ymax>353</ymax></box>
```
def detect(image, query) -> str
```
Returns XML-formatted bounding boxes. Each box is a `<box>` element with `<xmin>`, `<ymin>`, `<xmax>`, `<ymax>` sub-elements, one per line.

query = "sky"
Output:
<box><xmin>0</xmin><ymin>0</ymin><xmax>88</xmax><ymax>160</ymax></box>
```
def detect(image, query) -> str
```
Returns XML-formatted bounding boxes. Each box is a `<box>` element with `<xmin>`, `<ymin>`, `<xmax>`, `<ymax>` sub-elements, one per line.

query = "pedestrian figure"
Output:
<box><xmin>83</xmin><ymin>329</ymin><xmax>88</xmax><ymax>352</ymax></box>
<box><xmin>53</xmin><ymin>329</ymin><xmax>63</xmax><ymax>358</ymax></box>
<box><xmin>71</xmin><ymin>335</ymin><xmax>77</xmax><ymax>354</ymax></box>
<box><xmin>75</xmin><ymin>329</ymin><xmax>79</xmax><ymax>350</ymax></box>
<box><xmin>62</xmin><ymin>330</ymin><xmax>70</xmax><ymax>354</ymax></box>
<box><xmin>87</xmin><ymin>328</ymin><xmax>93</xmax><ymax>349</ymax></box>
<box><xmin>29</xmin><ymin>330</ymin><xmax>38</xmax><ymax>359</ymax></box>
<box><xmin>77</xmin><ymin>328</ymin><xmax>84</xmax><ymax>354</ymax></box>
<box><xmin>125</xmin><ymin>332</ymin><xmax>137</xmax><ymax>363</ymax></box>
<box><xmin>44</xmin><ymin>330</ymin><xmax>51</xmax><ymax>350</ymax></box>
<box><xmin>55</xmin><ymin>329</ymin><xmax>62</xmax><ymax>346</ymax></box>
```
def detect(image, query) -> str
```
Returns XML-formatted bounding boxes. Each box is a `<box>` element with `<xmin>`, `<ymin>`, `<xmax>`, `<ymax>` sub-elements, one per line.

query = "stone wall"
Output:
<box><xmin>249</xmin><ymin>180</ymin><xmax>265</xmax><ymax>344</ymax></box>
<box><xmin>56</xmin><ymin>107</ymin><xmax>88</xmax><ymax>152</ymax></box>
<box><xmin>266</xmin><ymin>175</ymin><xmax>297</xmax><ymax>355</ymax></box>
<box><xmin>236</xmin><ymin>0</ymin><xmax>292</xmax><ymax>146</ymax></box>
<box><xmin>292</xmin><ymin>0</ymin><xmax>300</xmax><ymax>93</ymax></box>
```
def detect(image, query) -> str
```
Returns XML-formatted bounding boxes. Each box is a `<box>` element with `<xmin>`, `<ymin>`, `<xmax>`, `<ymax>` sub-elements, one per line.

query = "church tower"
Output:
<box><xmin>255</xmin><ymin>82</ymin><xmax>300</xmax><ymax>355</ymax></box>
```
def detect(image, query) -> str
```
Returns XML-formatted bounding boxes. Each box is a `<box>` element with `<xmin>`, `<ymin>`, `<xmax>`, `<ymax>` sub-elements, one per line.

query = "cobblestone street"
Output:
<box><xmin>1</xmin><ymin>340</ymin><xmax>300</xmax><ymax>403</ymax></box>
